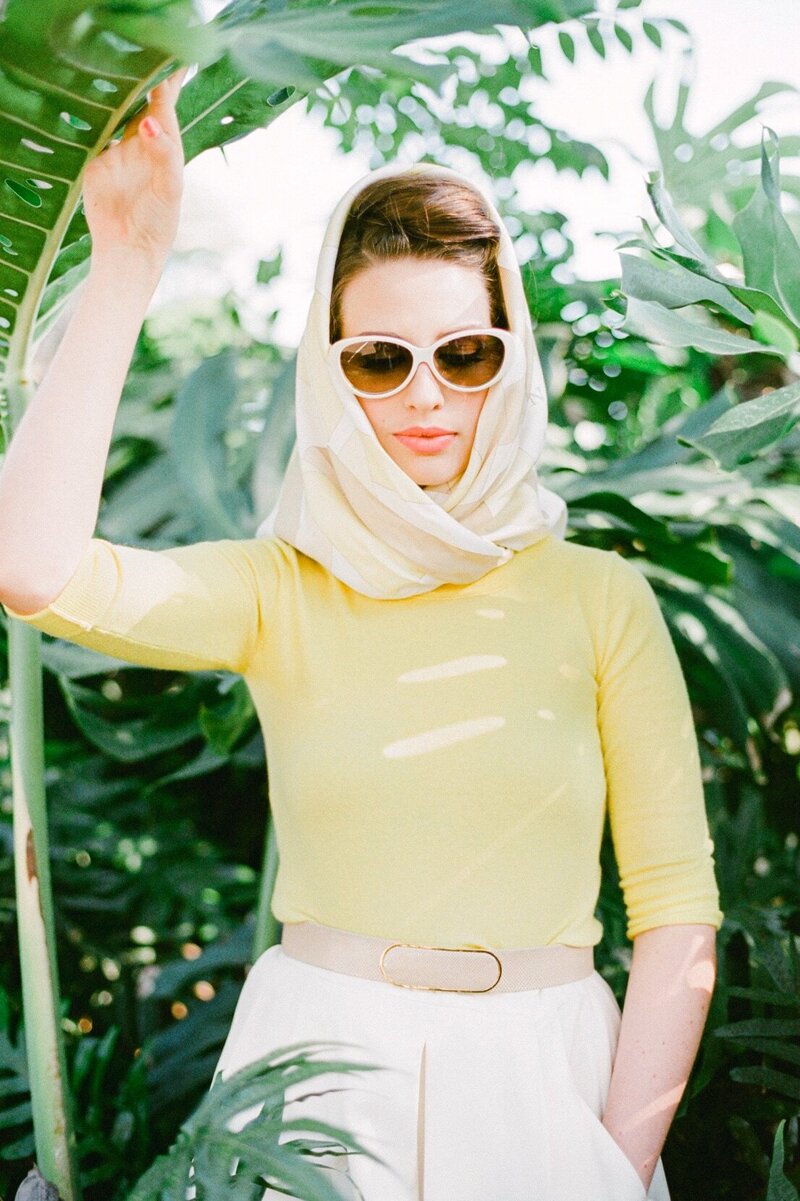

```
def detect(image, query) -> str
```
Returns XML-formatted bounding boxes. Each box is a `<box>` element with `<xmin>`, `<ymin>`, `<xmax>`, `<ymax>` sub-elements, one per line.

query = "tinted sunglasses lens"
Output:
<box><xmin>434</xmin><ymin>333</ymin><xmax>506</xmax><ymax>387</ymax></box>
<box><xmin>339</xmin><ymin>339</ymin><xmax>412</xmax><ymax>395</ymax></box>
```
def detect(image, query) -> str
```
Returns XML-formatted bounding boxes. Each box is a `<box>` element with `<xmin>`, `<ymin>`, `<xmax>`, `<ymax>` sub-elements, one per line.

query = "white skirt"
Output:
<box><xmin>212</xmin><ymin>942</ymin><xmax>671</xmax><ymax>1201</ymax></box>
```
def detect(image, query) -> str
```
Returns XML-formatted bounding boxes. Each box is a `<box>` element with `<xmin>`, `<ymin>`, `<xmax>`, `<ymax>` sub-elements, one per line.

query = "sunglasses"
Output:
<box><xmin>329</xmin><ymin>327</ymin><xmax>518</xmax><ymax>399</ymax></box>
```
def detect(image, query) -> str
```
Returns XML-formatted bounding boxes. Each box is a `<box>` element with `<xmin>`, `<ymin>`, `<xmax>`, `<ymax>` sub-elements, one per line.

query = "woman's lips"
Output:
<box><xmin>394</xmin><ymin>432</ymin><xmax>457</xmax><ymax>455</ymax></box>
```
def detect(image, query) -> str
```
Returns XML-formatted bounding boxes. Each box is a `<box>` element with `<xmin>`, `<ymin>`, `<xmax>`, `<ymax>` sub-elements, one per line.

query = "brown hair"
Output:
<box><xmin>329</xmin><ymin>172</ymin><xmax>509</xmax><ymax>344</ymax></box>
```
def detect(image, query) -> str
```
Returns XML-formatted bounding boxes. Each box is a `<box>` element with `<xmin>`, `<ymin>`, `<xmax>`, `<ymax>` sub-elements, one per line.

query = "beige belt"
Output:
<box><xmin>280</xmin><ymin>921</ymin><xmax>594</xmax><ymax>994</ymax></box>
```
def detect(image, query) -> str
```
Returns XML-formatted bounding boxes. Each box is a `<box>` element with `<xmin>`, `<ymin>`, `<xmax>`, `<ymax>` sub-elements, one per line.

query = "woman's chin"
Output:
<box><xmin>391</xmin><ymin>452</ymin><xmax>466</xmax><ymax>489</ymax></box>
<box><xmin>409</xmin><ymin>468</ymin><xmax>460</xmax><ymax>488</ymax></box>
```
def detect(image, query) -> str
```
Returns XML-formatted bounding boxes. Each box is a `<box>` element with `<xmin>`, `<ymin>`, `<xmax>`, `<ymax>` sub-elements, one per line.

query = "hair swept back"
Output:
<box><xmin>329</xmin><ymin>172</ymin><xmax>509</xmax><ymax>343</ymax></box>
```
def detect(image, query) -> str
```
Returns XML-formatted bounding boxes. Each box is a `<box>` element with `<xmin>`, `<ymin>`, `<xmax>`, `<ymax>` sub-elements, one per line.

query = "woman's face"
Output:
<box><xmin>338</xmin><ymin>257</ymin><xmax>494</xmax><ymax>488</ymax></box>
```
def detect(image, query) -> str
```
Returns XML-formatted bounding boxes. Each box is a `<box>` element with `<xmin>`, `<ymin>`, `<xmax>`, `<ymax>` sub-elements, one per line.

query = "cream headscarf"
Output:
<box><xmin>256</xmin><ymin>161</ymin><xmax>567</xmax><ymax>599</ymax></box>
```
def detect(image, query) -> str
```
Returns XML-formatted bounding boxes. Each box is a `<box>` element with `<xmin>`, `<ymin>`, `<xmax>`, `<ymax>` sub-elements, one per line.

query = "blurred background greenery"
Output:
<box><xmin>0</xmin><ymin>1</ymin><xmax>799</xmax><ymax>1198</ymax></box>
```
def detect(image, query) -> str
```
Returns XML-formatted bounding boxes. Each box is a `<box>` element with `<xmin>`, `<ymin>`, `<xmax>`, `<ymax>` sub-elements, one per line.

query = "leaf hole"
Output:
<box><xmin>100</xmin><ymin>30</ymin><xmax>143</xmax><ymax>53</ymax></box>
<box><xmin>60</xmin><ymin>111</ymin><xmax>92</xmax><ymax>132</ymax></box>
<box><xmin>92</xmin><ymin>78</ymin><xmax>119</xmax><ymax>94</ymax></box>
<box><xmin>0</xmin><ymin>317</ymin><xmax>9</xmax><ymax>329</ymax></box>
<box><xmin>25</xmin><ymin>178</ymin><xmax>53</xmax><ymax>191</ymax></box>
<box><xmin>219</xmin><ymin>115</ymin><xmax>235</xmax><ymax>125</ymax></box>
<box><xmin>5</xmin><ymin>179</ymin><xmax>43</xmax><ymax>207</ymax></box>
<box><xmin>267</xmin><ymin>87</ymin><xmax>295</xmax><ymax>106</ymax></box>
<box><xmin>0</xmin><ymin>234</ymin><xmax>14</xmax><ymax>248</ymax></box>
<box><xmin>20</xmin><ymin>137</ymin><xmax>54</xmax><ymax>155</ymax></box>
<box><xmin>4</xmin><ymin>288</ymin><xmax>19</xmax><ymax>297</ymax></box>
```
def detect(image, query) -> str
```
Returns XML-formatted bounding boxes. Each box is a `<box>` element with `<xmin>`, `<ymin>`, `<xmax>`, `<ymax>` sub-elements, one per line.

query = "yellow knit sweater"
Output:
<box><xmin>3</xmin><ymin>532</ymin><xmax>724</xmax><ymax>948</ymax></box>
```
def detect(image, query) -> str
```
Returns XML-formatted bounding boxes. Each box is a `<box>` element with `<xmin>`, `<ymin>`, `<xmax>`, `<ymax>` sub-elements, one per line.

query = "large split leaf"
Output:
<box><xmin>644</xmin><ymin>67</ymin><xmax>800</xmax><ymax>212</ymax></box>
<box><xmin>0</xmin><ymin>0</ymin><xmax>255</xmax><ymax>410</ymax></box>
<box><xmin>554</xmin><ymin>389</ymin><xmax>798</xmax><ymax>748</ymax></box>
<box><xmin>226</xmin><ymin>0</ymin><xmax>596</xmax><ymax>88</ymax></box>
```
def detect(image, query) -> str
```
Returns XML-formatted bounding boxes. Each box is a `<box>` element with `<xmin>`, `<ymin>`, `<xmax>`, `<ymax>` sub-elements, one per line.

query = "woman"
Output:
<box><xmin>0</xmin><ymin>67</ymin><xmax>723</xmax><ymax>1201</ymax></box>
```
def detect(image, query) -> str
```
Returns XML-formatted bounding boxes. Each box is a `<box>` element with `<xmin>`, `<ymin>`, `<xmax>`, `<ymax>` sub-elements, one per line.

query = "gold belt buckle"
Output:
<box><xmin>379</xmin><ymin>941</ymin><xmax>503</xmax><ymax>993</ymax></box>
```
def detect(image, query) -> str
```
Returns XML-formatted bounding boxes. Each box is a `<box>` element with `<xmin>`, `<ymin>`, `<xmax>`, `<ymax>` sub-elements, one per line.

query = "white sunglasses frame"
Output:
<box><xmin>328</xmin><ymin>327</ymin><xmax>519</xmax><ymax>400</ymax></box>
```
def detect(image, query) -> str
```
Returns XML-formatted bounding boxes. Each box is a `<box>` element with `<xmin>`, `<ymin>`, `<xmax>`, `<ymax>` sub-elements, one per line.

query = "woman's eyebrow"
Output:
<box><xmin>350</xmin><ymin>322</ymin><xmax>488</xmax><ymax>340</ymax></box>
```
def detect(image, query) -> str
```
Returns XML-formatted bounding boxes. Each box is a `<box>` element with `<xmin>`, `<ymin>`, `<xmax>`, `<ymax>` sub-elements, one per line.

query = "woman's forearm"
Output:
<box><xmin>0</xmin><ymin>250</ymin><xmax>164</xmax><ymax>611</ymax></box>
<box><xmin>602</xmin><ymin>923</ymin><xmax>718</xmax><ymax>1192</ymax></box>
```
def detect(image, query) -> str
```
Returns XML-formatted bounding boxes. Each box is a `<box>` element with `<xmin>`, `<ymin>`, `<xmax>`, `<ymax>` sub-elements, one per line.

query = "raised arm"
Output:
<box><xmin>0</xmin><ymin>66</ymin><xmax>278</xmax><ymax>677</ymax></box>
<box><xmin>0</xmin><ymin>66</ymin><xmax>187</xmax><ymax>612</ymax></box>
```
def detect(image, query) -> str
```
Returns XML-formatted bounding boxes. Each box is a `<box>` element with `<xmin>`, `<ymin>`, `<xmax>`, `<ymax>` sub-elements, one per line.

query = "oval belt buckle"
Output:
<box><xmin>379</xmin><ymin>942</ymin><xmax>503</xmax><ymax>993</ymax></box>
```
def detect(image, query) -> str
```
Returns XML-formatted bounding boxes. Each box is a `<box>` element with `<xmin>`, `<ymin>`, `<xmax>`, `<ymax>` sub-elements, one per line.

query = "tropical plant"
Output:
<box><xmin>619</xmin><ymin>130</ymin><xmax>800</xmax><ymax>462</ymax></box>
<box><xmin>2</xmin><ymin>4</ymin><xmax>800</xmax><ymax>1198</ymax></box>
<box><xmin>591</xmin><ymin>109</ymin><xmax>800</xmax><ymax>1200</ymax></box>
<box><xmin>127</xmin><ymin>1042</ymin><xmax>384</xmax><ymax>1201</ymax></box>
<box><xmin>0</xmin><ymin>0</ymin><xmax>641</xmax><ymax>1198</ymax></box>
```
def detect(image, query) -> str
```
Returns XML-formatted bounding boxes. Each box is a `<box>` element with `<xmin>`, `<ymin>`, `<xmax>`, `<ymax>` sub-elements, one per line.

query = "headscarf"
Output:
<box><xmin>255</xmin><ymin>160</ymin><xmax>567</xmax><ymax>599</ymax></box>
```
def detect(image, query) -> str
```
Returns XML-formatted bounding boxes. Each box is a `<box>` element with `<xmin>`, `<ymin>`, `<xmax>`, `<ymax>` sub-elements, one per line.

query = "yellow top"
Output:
<box><xmin>3</xmin><ymin>533</ymin><xmax>724</xmax><ymax>948</ymax></box>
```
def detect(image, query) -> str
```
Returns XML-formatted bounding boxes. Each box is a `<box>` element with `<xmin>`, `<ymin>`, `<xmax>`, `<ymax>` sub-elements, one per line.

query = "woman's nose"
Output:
<box><xmin>402</xmin><ymin>362</ymin><xmax>444</xmax><ymax>408</ymax></box>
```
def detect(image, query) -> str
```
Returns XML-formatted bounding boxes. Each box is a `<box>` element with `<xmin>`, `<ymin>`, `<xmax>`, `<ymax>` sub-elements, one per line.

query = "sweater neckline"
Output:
<box><xmin>410</xmin><ymin>533</ymin><xmax>556</xmax><ymax>602</ymax></box>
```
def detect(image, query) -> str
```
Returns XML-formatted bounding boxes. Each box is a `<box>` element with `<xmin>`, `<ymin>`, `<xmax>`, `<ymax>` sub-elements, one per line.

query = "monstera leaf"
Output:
<box><xmin>0</xmin><ymin>0</ymin><xmax>289</xmax><ymax>416</ymax></box>
<box><xmin>643</xmin><ymin>58</ymin><xmax>800</xmax><ymax>212</ymax></box>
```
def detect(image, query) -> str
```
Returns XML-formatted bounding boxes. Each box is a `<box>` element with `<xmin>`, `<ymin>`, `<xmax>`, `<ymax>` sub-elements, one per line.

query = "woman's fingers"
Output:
<box><xmin>144</xmin><ymin>64</ymin><xmax>189</xmax><ymax>138</ymax></box>
<box><xmin>107</xmin><ymin>64</ymin><xmax>190</xmax><ymax>149</ymax></box>
<box><xmin>116</xmin><ymin>64</ymin><xmax>187</xmax><ymax>146</ymax></box>
<box><xmin>149</xmin><ymin>64</ymin><xmax>190</xmax><ymax>110</ymax></box>
<box><xmin>167</xmin><ymin>64</ymin><xmax>191</xmax><ymax>93</ymax></box>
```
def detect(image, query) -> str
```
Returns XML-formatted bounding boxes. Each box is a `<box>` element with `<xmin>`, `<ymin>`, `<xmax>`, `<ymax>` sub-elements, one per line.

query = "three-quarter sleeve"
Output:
<box><xmin>1</xmin><ymin>537</ymin><xmax>280</xmax><ymax>676</ymax></box>
<box><xmin>595</xmin><ymin>552</ymin><xmax>724</xmax><ymax>941</ymax></box>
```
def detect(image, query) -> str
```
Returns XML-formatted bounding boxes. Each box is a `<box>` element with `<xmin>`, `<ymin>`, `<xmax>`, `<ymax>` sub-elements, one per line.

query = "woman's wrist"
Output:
<box><xmin>88</xmin><ymin>245</ymin><xmax>168</xmax><ymax>291</ymax></box>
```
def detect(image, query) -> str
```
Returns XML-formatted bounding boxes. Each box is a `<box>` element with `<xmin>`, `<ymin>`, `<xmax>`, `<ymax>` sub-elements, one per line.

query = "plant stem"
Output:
<box><xmin>253</xmin><ymin>810</ymin><xmax>281</xmax><ymax>961</ymax></box>
<box><xmin>8</xmin><ymin>570</ymin><xmax>80</xmax><ymax>1199</ymax></box>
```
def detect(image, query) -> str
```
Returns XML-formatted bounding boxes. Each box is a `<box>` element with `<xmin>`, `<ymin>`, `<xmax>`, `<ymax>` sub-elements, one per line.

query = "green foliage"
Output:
<box><xmin>682</xmin><ymin>381</ymin><xmax>800</xmax><ymax>472</ymax></box>
<box><xmin>1</xmin><ymin>5</ymin><xmax>800</xmax><ymax>1200</ymax></box>
<box><xmin>620</xmin><ymin>135</ymin><xmax>800</xmax><ymax>357</ymax></box>
<box><xmin>767</xmin><ymin>1121</ymin><xmax>800</xmax><ymax>1201</ymax></box>
<box><xmin>68</xmin><ymin>1025</ymin><xmax>152</xmax><ymax>1190</ymax></box>
<box><xmin>310</xmin><ymin>39</ymin><xmax>610</xmax><ymax>181</ymax></box>
<box><xmin>733</xmin><ymin>133</ymin><xmax>800</xmax><ymax>337</ymax></box>
<box><xmin>618</xmin><ymin>130</ymin><xmax>800</xmax><ymax>471</ymax></box>
<box><xmin>225</xmin><ymin>0</ymin><xmax>597</xmax><ymax>90</ymax></box>
<box><xmin>644</xmin><ymin>67</ymin><xmax>800</xmax><ymax>214</ymax></box>
<box><xmin>0</xmin><ymin>987</ymin><xmax>34</xmax><ymax>1161</ymax></box>
<box><xmin>127</xmin><ymin>1043</ymin><xmax>384</xmax><ymax>1201</ymax></box>
<box><xmin>0</xmin><ymin>0</ymin><xmax>302</xmax><ymax>420</ymax></box>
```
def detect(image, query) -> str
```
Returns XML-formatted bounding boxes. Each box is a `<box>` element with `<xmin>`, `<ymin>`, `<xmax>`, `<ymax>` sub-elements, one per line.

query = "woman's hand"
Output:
<box><xmin>82</xmin><ymin>64</ymin><xmax>190</xmax><ymax>269</ymax></box>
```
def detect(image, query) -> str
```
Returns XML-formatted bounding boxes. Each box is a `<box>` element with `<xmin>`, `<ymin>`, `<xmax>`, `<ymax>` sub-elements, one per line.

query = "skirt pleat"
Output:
<box><xmin>210</xmin><ymin>943</ymin><xmax>671</xmax><ymax>1201</ymax></box>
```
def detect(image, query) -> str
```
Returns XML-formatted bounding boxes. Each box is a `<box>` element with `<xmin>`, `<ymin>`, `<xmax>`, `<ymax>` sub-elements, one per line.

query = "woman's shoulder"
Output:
<box><xmin>522</xmin><ymin>535</ymin><xmax>652</xmax><ymax>610</ymax></box>
<box><xmin>525</xmin><ymin>534</ymin><xmax>631</xmax><ymax>580</ymax></box>
<box><xmin>194</xmin><ymin>535</ymin><xmax>309</xmax><ymax>600</ymax></box>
